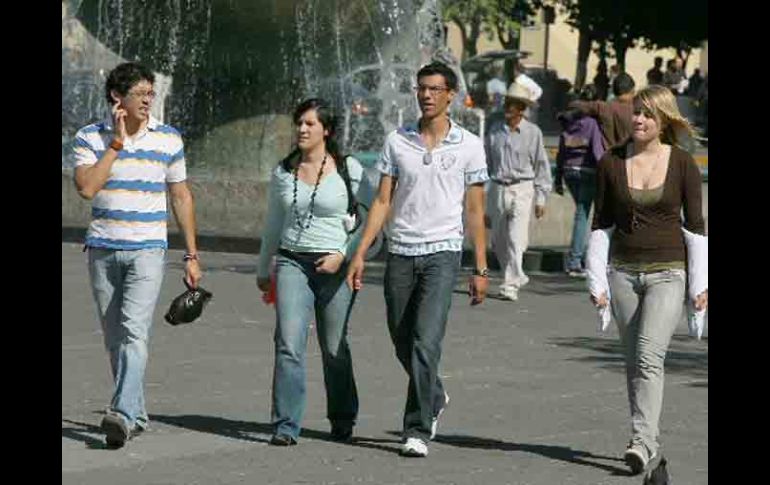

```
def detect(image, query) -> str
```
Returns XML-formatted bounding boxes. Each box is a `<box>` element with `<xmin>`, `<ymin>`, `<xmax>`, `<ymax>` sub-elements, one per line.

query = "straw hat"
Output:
<box><xmin>505</xmin><ymin>83</ymin><xmax>537</xmax><ymax>107</ymax></box>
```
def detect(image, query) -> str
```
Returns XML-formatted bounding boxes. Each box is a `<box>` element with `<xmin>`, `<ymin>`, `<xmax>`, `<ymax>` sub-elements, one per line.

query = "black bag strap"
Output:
<box><xmin>339</xmin><ymin>156</ymin><xmax>356</xmax><ymax>216</ymax></box>
<box><xmin>338</xmin><ymin>156</ymin><xmax>369</xmax><ymax>234</ymax></box>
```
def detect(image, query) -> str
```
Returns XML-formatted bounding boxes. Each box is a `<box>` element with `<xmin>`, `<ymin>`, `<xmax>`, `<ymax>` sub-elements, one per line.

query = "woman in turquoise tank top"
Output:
<box><xmin>256</xmin><ymin>99</ymin><xmax>363</xmax><ymax>446</ymax></box>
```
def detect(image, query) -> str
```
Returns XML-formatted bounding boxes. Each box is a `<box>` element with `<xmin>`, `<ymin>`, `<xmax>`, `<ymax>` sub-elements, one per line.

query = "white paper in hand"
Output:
<box><xmin>687</xmin><ymin>306</ymin><xmax>706</xmax><ymax>340</ymax></box>
<box><xmin>597</xmin><ymin>305</ymin><xmax>612</xmax><ymax>333</ymax></box>
<box><xmin>682</xmin><ymin>228</ymin><xmax>707</xmax><ymax>340</ymax></box>
<box><xmin>586</xmin><ymin>227</ymin><xmax>614</xmax><ymax>334</ymax></box>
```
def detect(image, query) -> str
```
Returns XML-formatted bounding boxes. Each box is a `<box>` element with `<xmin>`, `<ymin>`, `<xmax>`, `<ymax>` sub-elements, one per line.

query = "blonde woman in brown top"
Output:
<box><xmin>590</xmin><ymin>85</ymin><xmax>708</xmax><ymax>474</ymax></box>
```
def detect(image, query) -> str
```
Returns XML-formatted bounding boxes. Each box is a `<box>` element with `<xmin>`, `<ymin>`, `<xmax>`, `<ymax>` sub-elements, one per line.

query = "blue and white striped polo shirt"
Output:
<box><xmin>71</xmin><ymin>116</ymin><xmax>187</xmax><ymax>250</ymax></box>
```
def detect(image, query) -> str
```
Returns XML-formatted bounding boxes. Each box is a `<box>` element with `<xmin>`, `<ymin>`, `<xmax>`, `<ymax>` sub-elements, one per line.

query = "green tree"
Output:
<box><xmin>638</xmin><ymin>1</ymin><xmax>707</xmax><ymax>71</ymax></box>
<box><xmin>549</xmin><ymin>0</ymin><xmax>707</xmax><ymax>89</ymax></box>
<box><xmin>442</xmin><ymin>0</ymin><xmax>495</xmax><ymax>61</ymax></box>
<box><xmin>547</xmin><ymin>0</ymin><xmax>647</xmax><ymax>88</ymax></box>
<box><xmin>490</xmin><ymin>0</ymin><xmax>537</xmax><ymax>51</ymax></box>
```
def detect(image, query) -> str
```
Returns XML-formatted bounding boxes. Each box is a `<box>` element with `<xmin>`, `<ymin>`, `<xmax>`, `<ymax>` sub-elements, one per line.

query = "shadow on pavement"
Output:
<box><xmin>426</xmin><ymin>433</ymin><xmax>632</xmax><ymax>476</ymax></box>
<box><xmin>548</xmin><ymin>336</ymin><xmax>708</xmax><ymax>385</ymax></box>
<box><xmin>61</xmin><ymin>418</ymin><xmax>110</xmax><ymax>449</ymax></box>
<box><xmin>150</xmin><ymin>414</ymin><xmax>272</xmax><ymax>443</ymax></box>
<box><xmin>149</xmin><ymin>414</ymin><xmax>404</xmax><ymax>454</ymax></box>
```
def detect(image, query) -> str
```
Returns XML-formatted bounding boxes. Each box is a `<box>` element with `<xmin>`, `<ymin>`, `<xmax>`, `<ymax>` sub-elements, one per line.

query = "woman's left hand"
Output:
<box><xmin>315</xmin><ymin>252</ymin><xmax>345</xmax><ymax>274</ymax></box>
<box><xmin>693</xmin><ymin>290</ymin><xmax>708</xmax><ymax>311</ymax></box>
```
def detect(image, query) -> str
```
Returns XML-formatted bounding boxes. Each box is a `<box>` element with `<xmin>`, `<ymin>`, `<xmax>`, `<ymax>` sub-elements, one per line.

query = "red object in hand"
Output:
<box><xmin>262</xmin><ymin>266</ymin><xmax>277</xmax><ymax>305</ymax></box>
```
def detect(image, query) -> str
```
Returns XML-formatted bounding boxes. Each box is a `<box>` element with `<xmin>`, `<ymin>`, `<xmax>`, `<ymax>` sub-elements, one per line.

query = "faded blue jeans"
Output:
<box><xmin>564</xmin><ymin>169</ymin><xmax>596</xmax><ymax>271</ymax></box>
<box><xmin>384</xmin><ymin>251</ymin><xmax>461</xmax><ymax>441</ymax></box>
<box><xmin>609</xmin><ymin>267</ymin><xmax>686</xmax><ymax>458</ymax></box>
<box><xmin>88</xmin><ymin>247</ymin><xmax>166</xmax><ymax>431</ymax></box>
<box><xmin>271</xmin><ymin>252</ymin><xmax>358</xmax><ymax>439</ymax></box>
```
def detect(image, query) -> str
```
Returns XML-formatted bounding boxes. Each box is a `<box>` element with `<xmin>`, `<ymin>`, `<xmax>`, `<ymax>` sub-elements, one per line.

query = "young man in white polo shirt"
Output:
<box><xmin>347</xmin><ymin>62</ymin><xmax>489</xmax><ymax>457</ymax></box>
<box><xmin>72</xmin><ymin>62</ymin><xmax>202</xmax><ymax>448</ymax></box>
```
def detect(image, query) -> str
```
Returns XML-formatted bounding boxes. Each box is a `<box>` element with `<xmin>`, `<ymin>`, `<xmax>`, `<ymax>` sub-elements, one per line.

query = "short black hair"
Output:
<box><xmin>579</xmin><ymin>84</ymin><xmax>598</xmax><ymax>101</ymax></box>
<box><xmin>417</xmin><ymin>62</ymin><xmax>458</xmax><ymax>91</ymax></box>
<box><xmin>654</xmin><ymin>56</ymin><xmax>663</xmax><ymax>65</ymax></box>
<box><xmin>105</xmin><ymin>62</ymin><xmax>155</xmax><ymax>105</ymax></box>
<box><xmin>612</xmin><ymin>72</ymin><xmax>635</xmax><ymax>97</ymax></box>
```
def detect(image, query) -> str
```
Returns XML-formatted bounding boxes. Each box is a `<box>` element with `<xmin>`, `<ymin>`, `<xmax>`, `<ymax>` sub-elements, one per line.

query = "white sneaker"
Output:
<box><xmin>498</xmin><ymin>288</ymin><xmax>518</xmax><ymax>301</ymax></box>
<box><xmin>401</xmin><ymin>437</ymin><xmax>428</xmax><ymax>457</ymax></box>
<box><xmin>624</xmin><ymin>442</ymin><xmax>655</xmax><ymax>475</ymax></box>
<box><xmin>430</xmin><ymin>392</ymin><xmax>450</xmax><ymax>439</ymax></box>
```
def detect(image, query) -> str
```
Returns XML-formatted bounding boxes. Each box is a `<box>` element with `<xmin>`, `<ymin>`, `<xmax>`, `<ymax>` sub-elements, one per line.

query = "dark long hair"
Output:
<box><xmin>280</xmin><ymin>98</ymin><xmax>345</xmax><ymax>175</ymax></box>
<box><xmin>279</xmin><ymin>98</ymin><xmax>357</xmax><ymax>216</ymax></box>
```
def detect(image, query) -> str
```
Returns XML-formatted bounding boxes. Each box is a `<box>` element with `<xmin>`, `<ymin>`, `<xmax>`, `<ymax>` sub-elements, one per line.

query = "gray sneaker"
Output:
<box><xmin>624</xmin><ymin>441</ymin><xmax>656</xmax><ymax>475</ymax></box>
<box><xmin>498</xmin><ymin>288</ymin><xmax>518</xmax><ymax>301</ymax></box>
<box><xmin>101</xmin><ymin>414</ymin><xmax>130</xmax><ymax>448</ymax></box>
<box><xmin>567</xmin><ymin>268</ymin><xmax>587</xmax><ymax>278</ymax></box>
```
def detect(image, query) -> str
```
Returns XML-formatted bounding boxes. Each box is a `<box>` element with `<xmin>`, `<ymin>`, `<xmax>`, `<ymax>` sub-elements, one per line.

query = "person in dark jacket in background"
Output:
<box><xmin>570</xmin><ymin>73</ymin><xmax>636</xmax><ymax>150</ymax></box>
<box><xmin>555</xmin><ymin>85</ymin><xmax>606</xmax><ymax>277</ymax></box>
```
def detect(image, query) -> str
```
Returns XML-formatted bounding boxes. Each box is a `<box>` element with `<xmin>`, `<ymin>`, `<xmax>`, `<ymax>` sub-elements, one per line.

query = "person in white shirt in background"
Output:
<box><xmin>486</xmin><ymin>65</ymin><xmax>508</xmax><ymax>113</ymax></box>
<box><xmin>485</xmin><ymin>83</ymin><xmax>552</xmax><ymax>302</ymax></box>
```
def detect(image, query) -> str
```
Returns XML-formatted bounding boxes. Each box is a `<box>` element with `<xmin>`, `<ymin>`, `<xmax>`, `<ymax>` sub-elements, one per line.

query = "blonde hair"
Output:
<box><xmin>634</xmin><ymin>85</ymin><xmax>694</xmax><ymax>146</ymax></box>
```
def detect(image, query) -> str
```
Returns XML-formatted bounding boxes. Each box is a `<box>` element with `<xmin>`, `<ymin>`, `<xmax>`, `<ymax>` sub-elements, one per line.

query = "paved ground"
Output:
<box><xmin>62</xmin><ymin>243</ymin><xmax>708</xmax><ymax>484</ymax></box>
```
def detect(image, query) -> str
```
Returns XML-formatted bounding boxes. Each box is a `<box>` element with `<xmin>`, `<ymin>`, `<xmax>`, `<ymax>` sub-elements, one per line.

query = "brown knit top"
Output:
<box><xmin>591</xmin><ymin>141</ymin><xmax>706</xmax><ymax>264</ymax></box>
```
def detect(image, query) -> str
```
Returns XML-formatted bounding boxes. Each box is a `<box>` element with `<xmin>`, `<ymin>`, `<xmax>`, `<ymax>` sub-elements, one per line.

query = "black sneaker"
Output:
<box><xmin>269</xmin><ymin>434</ymin><xmax>297</xmax><ymax>446</ymax></box>
<box><xmin>330</xmin><ymin>423</ymin><xmax>354</xmax><ymax>443</ymax></box>
<box><xmin>101</xmin><ymin>414</ymin><xmax>130</xmax><ymax>448</ymax></box>
<box><xmin>643</xmin><ymin>456</ymin><xmax>669</xmax><ymax>485</ymax></box>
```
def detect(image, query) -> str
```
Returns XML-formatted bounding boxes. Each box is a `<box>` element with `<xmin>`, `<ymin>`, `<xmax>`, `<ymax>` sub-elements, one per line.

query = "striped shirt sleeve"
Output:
<box><xmin>166</xmin><ymin>141</ymin><xmax>187</xmax><ymax>183</ymax></box>
<box><xmin>71</xmin><ymin>133</ymin><xmax>98</xmax><ymax>167</ymax></box>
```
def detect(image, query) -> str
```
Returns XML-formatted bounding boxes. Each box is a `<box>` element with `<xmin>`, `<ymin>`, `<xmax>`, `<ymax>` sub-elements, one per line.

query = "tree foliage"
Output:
<box><xmin>489</xmin><ymin>0</ymin><xmax>538</xmax><ymax>50</ymax></box>
<box><xmin>442</xmin><ymin>0</ymin><xmax>496</xmax><ymax>60</ymax></box>
<box><xmin>537</xmin><ymin>0</ymin><xmax>706</xmax><ymax>88</ymax></box>
<box><xmin>551</xmin><ymin>0</ymin><xmax>707</xmax><ymax>66</ymax></box>
<box><xmin>442</xmin><ymin>0</ymin><xmax>538</xmax><ymax>59</ymax></box>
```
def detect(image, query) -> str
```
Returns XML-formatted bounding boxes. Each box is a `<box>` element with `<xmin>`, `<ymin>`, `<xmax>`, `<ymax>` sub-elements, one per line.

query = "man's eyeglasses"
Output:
<box><xmin>126</xmin><ymin>90</ymin><xmax>157</xmax><ymax>100</ymax></box>
<box><xmin>413</xmin><ymin>85</ymin><xmax>450</xmax><ymax>94</ymax></box>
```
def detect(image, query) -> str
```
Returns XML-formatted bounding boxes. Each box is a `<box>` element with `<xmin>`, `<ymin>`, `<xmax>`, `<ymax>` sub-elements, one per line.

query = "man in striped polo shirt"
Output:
<box><xmin>72</xmin><ymin>62</ymin><xmax>201</xmax><ymax>448</ymax></box>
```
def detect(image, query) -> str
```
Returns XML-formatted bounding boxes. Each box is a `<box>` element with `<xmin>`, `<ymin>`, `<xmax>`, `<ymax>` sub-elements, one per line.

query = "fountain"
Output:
<box><xmin>62</xmin><ymin>0</ymin><xmax>459</xmax><ymax>242</ymax></box>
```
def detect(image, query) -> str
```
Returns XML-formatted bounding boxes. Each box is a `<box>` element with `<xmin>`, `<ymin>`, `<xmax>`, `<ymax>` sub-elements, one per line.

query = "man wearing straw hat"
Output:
<box><xmin>485</xmin><ymin>83</ymin><xmax>552</xmax><ymax>301</ymax></box>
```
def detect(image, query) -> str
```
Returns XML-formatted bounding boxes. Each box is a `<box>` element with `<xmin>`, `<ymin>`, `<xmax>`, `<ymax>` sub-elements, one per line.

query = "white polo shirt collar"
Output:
<box><xmin>396</xmin><ymin>118</ymin><xmax>464</xmax><ymax>149</ymax></box>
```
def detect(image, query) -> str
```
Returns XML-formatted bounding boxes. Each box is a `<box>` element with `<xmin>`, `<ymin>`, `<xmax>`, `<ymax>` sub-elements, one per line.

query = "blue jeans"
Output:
<box><xmin>384</xmin><ymin>251</ymin><xmax>461</xmax><ymax>441</ymax></box>
<box><xmin>88</xmin><ymin>247</ymin><xmax>166</xmax><ymax>430</ymax></box>
<box><xmin>271</xmin><ymin>253</ymin><xmax>358</xmax><ymax>439</ymax></box>
<box><xmin>609</xmin><ymin>267</ymin><xmax>686</xmax><ymax>457</ymax></box>
<box><xmin>564</xmin><ymin>170</ymin><xmax>596</xmax><ymax>271</ymax></box>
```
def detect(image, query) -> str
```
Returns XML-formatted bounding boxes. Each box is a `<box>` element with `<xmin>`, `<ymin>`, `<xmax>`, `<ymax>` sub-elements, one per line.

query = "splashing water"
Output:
<box><xmin>62</xmin><ymin>0</ymin><xmax>452</xmax><ymax>179</ymax></box>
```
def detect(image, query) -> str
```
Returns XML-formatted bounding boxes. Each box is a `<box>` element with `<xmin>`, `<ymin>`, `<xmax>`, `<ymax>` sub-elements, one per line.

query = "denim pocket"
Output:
<box><xmin>655</xmin><ymin>268</ymin><xmax>686</xmax><ymax>283</ymax></box>
<box><xmin>665</xmin><ymin>268</ymin><xmax>686</xmax><ymax>279</ymax></box>
<box><xmin>142</xmin><ymin>247</ymin><xmax>166</xmax><ymax>263</ymax></box>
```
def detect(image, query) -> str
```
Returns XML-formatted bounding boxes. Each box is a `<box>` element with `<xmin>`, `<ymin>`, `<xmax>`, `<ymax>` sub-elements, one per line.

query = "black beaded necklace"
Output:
<box><xmin>292</xmin><ymin>153</ymin><xmax>328</xmax><ymax>230</ymax></box>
